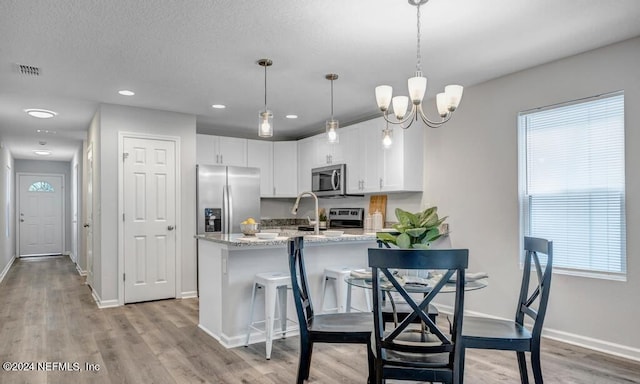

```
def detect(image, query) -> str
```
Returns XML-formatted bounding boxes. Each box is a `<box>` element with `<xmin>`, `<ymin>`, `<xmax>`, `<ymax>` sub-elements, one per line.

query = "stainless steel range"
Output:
<box><xmin>328</xmin><ymin>208</ymin><xmax>364</xmax><ymax>229</ymax></box>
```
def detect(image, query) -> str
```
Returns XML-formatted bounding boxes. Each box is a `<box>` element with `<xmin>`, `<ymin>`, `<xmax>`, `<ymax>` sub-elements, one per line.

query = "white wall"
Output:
<box><xmin>426</xmin><ymin>37</ymin><xmax>640</xmax><ymax>358</ymax></box>
<box><xmin>0</xmin><ymin>140</ymin><xmax>15</xmax><ymax>280</ymax></box>
<box><xmin>93</xmin><ymin>104</ymin><xmax>197</xmax><ymax>303</ymax></box>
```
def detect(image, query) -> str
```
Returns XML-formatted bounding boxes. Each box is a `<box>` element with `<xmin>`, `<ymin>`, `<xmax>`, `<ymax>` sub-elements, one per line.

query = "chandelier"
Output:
<box><xmin>375</xmin><ymin>0</ymin><xmax>463</xmax><ymax>130</ymax></box>
<box><xmin>325</xmin><ymin>74</ymin><xmax>339</xmax><ymax>143</ymax></box>
<box><xmin>257</xmin><ymin>58</ymin><xmax>273</xmax><ymax>137</ymax></box>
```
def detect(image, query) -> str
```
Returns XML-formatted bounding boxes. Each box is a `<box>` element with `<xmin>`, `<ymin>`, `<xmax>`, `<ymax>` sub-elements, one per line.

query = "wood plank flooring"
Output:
<box><xmin>0</xmin><ymin>256</ymin><xmax>638</xmax><ymax>384</ymax></box>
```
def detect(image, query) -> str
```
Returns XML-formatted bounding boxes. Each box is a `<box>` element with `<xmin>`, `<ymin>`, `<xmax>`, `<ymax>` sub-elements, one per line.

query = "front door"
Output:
<box><xmin>123</xmin><ymin>137</ymin><xmax>177</xmax><ymax>303</ymax></box>
<box><xmin>18</xmin><ymin>174</ymin><xmax>63</xmax><ymax>256</ymax></box>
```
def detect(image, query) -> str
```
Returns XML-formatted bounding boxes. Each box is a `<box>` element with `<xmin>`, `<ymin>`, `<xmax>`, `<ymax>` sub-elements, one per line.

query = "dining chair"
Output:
<box><xmin>376</xmin><ymin>240</ymin><xmax>439</xmax><ymax>327</ymax></box>
<box><xmin>368</xmin><ymin>247</ymin><xmax>469</xmax><ymax>384</ymax></box>
<box><xmin>288</xmin><ymin>236</ymin><xmax>375</xmax><ymax>384</ymax></box>
<box><xmin>461</xmin><ymin>236</ymin><xmax>553</xmax><ymax>384</ymax></box>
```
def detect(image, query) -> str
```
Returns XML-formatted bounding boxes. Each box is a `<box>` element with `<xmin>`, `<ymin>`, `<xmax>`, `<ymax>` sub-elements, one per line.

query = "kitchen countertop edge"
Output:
<box><xmin>195</xmin><ymin>232</ymin><xmax>378</xmax><ymax>248</ymax></box>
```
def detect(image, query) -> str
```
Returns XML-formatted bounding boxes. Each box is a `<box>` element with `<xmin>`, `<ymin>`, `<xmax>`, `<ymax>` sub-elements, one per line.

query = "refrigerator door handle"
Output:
<box><xmin>222</xmin><ymin>185</ymin><xmax>228</xmax><ymax>234</ymax></box>
<box><xmin>227</xmin><ymin>185</ymin><xmax>233</xmax><ymax>232</ymax></box>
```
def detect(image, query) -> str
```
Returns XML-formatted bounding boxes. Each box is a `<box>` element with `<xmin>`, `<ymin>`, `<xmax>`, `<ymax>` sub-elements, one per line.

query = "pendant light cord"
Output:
<box><xmin>264</xmin><ymin>64</ymin><xmax>268</xmax><ymax>110</ymax></box>
<box><xmin>330</xmin><ymin>78</ymin><xmax>334</xmax><ymax>119</ymax></box>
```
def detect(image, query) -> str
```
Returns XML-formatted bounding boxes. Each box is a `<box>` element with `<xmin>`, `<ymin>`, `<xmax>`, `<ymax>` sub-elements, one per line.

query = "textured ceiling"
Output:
<box><xmin>1</xmin><ymin>0</ymin><xmax>640</xmax><ymax>160</ymax></box>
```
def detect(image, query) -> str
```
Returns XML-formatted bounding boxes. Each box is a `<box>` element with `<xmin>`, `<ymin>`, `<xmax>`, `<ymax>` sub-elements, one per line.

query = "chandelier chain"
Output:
<box><xmin>416</xmin><ymin>4</ymin><xmax>422</xmax><ymax>74</ymax></box>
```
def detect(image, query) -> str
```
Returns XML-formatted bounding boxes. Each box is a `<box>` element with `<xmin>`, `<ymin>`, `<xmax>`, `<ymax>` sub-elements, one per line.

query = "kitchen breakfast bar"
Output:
<box><xmin>196</xmin><ymin>232</ymin><xmax>377</xmax><ymax>348</ymax></box>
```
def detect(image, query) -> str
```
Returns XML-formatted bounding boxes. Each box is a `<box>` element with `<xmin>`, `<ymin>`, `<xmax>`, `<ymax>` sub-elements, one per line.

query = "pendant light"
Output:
<box><xmin>374</xmin><ymin>0</ymin><xmax>463</xmax><ymax>130</ymax></box>
<box><xmin>382</xmin><ymin>120</ymin><xmax>393</xmax><ymax>149</ymax></box>
<box><xmin>257</xmin><ymin>58</ymin><xmax>274</xmax><ymax>138</ymax></box>
<box><xmin>325</xmin><ymin>74</ymin><xmax>339</xmax><ymax>143</ymax></box>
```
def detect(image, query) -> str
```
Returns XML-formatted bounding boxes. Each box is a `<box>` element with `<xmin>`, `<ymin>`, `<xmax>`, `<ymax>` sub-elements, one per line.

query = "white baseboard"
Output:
<box><xmin>0</xmin><ymin>255</ymin><xmax>16</xmax><ymax>284</ymax></box>
<box><xmin>91</xmin><ymin>287</ymin><xmax>120</xmax><ymax>309</ymax></box>
<box><xmin>181</xmin><ymin>291</ymin><xmax>198</xmax><ymax>299</ymax></box>
<box><xmin>435</xmin><ymin>303</ymin><xmax>640</xmax><ymax>363</ymax></box>
<box><xmin>197</xmin><ymin>323</ymin><xmax>300</xmax><ymax>350</ymax></box>
<box><xmin>75</xmin><ymin>263</ymin><xmax>87</xmax><ymax>276</ymax></box>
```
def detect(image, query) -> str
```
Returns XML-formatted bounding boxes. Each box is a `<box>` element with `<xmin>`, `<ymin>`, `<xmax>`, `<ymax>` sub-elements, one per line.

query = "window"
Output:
<box><xmin>518</xmin><ymin>92</ymin><xmax>626</xmax><ymax>279</ymax></box>
<box><xmin>28</xmin><ymin>181</ymin><xmax>55</xmax><ymax>192</ymax></box>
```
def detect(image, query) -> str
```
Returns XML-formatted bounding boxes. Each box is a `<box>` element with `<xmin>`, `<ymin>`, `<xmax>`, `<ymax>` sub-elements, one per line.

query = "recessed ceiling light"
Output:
<box><xmin>285</xmin><ymin>114</ymin><xmax>298</xmax><ymax>119</ymax></box>
<box><xmin>118</xmin><ymin>90</ymin><xmax>135</xmax><ymax>96</ymax></box>
<box><xmin>24</xmin><ymin>109</ymin><xmax>57</xmax><ymax>119</ymax></box>
<box><xmin>211</xmin><ymin>104</ymin><xmax>226</xmax><ymax>109</ymax></box>
<box><xmin>33</xmin><ymin>150</ymin><xmax>52</xmax><ymax>156</ymax></box>
<box><xmin>36</xmin><ymin>129</ymin><xmax>57</xmax><ymax>134</ymax></box>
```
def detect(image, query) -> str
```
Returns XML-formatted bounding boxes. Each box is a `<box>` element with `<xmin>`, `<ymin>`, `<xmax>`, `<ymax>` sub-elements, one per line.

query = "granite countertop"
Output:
<box><xmin>195</xmin><ymin>230</ymin><xmax>378</xmax><ymax>247</ymax></box>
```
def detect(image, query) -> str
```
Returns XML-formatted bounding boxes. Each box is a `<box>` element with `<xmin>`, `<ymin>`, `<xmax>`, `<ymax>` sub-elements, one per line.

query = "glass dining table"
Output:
<box><xmin>345</xmin><ymin>272</ymin><xmax>488</xmax><ymax>326</ymax></box>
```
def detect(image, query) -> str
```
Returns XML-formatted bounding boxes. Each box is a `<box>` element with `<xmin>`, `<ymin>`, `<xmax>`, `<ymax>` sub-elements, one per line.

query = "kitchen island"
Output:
<box><xmin>196</xmin><ymin>232</ymin><xmax>378</xmax><ymax>348</ymax></box>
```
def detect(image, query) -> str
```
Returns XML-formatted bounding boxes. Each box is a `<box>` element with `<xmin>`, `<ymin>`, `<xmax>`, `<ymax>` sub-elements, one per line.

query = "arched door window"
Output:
<box><xmin>28</xmin><ymin>181</ymin><xmax>55</xmax><ymax>192</ymax></box>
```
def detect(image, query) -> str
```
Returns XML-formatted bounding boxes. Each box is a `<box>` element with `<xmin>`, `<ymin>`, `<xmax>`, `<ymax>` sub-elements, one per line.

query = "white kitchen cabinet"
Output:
<box><xmin>340</xmin><ymin>117</ymin><xmax>423</xmax><ymax>194</ymax></box>
<box><xmin>248</xmin><ymin>140</ymin><xmax>298</xmax><ymax>198</ymax></box>
<box><xmin>297</xmin><ymin>137</ymin><xmax>315</xmax><ymax>193</ymax></box>
<box><xmin>247</xmin><ymin>139</ymin><xmax>273</xmax><ymax>197</ymax></box>
<box><xmin>272</xmin><ymin>141</ymin><xmax>298</xmax><ymax>197</ymax></box>
<box><xmin>196</xmin><ymin>134</ymin><xmax>247</xmax><ymax>166</ymax></box>
<box><xmin>313</xmin><ymin>133</ymin><xmax>344</xmax><ymax>167</ymax></box>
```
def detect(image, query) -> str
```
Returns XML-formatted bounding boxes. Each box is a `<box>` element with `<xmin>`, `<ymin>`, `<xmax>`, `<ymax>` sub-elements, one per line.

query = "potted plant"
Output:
<box><xmin>376</xmin><ymin>207</ymin><xmax>447</xmax><ymax>249</ymax></box>
<box><xmin>319</xmin><ymin>208</ymin><xmax>327</xmax><ymax>229</ymax></box>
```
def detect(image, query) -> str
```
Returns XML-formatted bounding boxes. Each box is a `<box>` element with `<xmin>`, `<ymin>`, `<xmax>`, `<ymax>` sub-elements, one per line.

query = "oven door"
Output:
<box><xmin>311</xmin><ymin>164</ymin><xmax>345</xmax><ymax>197</ymax></box>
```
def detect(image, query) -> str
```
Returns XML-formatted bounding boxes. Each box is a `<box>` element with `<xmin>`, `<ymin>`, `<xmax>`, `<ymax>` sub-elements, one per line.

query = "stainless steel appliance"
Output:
<box><xmin>328</xmin><ymin>208</ymin><xmax>365</xmax><ymax>228</ymax></box>
<box><xmin>311</xmin><ymin>164</ymin><xmax>347</xmax><ymax>197</ymax></box>
<box><xmin>196</xmin><ymin>164</ymin><xmax>261</xmax><ymax>234</ymax></box>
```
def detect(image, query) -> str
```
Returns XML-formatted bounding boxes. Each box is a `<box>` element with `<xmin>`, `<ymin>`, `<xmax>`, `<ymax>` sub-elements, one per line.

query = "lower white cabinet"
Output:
<box><xmin>248</xmin><ymin>140</ymin><xmax>298</xmax><ymax>198</ymax></box>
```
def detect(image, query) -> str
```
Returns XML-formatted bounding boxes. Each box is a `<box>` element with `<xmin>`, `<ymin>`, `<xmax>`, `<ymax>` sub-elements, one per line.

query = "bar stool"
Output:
<box><xmin>245</xmin><ymin>271</ymin><xmax>297</xmax><ymax>359</ymax></box>
<box><xmin>319</xmin><ymin>266</ymin><xmax>372</xmax><ymax>313</ymax></box>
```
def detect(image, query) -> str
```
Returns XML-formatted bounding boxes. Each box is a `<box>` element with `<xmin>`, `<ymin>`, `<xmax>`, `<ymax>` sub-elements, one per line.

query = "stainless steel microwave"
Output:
<box><xmin>311</xmin><ymin>164</ymin><xmax>346</xmax><ymax>197</ymax></box>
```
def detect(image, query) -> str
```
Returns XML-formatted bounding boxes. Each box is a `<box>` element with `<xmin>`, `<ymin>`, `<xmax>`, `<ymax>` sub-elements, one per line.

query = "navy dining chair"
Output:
<box><xmin>368</xmin><ymin>247</ymin><xmax>469</xmax><ymax>384</ymax></box>
<box><xmin>461</xmin><ymin>236</ymin><xmax>553</xmax><ymax>383</ymax></box>
<box><xmin>288</xmin><ymin>236</ymin><xmax>375</xmax><ymax>384</ymax></box>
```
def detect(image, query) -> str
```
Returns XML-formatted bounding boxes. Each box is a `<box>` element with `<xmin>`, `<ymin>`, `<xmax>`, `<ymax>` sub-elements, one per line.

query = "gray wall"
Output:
<box><xmin>0</xmin><ymin>141</ymin><xmax>15</xmax><ymax>279</ymax></box>
<box><xmin>14</xmin><ymin>159</ymin><xmax>72</xmax><ymax>256</ymax></box>
<box><xmin>426</xmin><ymin>37</ymin><xmax>640</xmax><ymax>358</ymax></box>
<box><xmin>91</xmin><ymin>103</ymin><xmax>197</xmax><ymax>303</ymax></box>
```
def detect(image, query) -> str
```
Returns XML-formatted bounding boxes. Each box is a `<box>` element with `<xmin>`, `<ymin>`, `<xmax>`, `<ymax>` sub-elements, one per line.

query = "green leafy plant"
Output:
<box><xmin>376</xmin><ymin>207</ymin><xmax>447</xmax><ymax>249</ymax></box>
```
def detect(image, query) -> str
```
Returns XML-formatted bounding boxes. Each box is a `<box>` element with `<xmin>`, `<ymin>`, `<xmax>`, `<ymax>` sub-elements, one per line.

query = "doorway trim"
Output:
<box><xmin>15</xmin><ymin>172</ymin><xmax>66</xmax><ymax>258</ymax></box>
<box><xmin>117</xmin><ymin>131</ymin><xmax>182</xmax><ymax>306</ymax></box>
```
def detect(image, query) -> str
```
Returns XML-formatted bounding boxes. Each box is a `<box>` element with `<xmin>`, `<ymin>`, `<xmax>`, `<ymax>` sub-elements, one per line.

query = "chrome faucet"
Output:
<box><xmin>291</xmin><ymin>191</ymin><xmax>320</xmax><ymax>235</ymax></box>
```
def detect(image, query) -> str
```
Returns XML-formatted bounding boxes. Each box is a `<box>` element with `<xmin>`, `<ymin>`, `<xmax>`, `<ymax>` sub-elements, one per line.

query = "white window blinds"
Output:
<box><xmin>519</xmin><ymin>92</ymin><xmax>626</xmax><ymax>277</ymax></box>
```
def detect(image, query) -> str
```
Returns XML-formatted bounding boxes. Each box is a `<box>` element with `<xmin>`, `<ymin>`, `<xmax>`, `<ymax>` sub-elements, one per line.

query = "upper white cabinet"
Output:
<box><xmin>272</xmin><ymin>141</ymin><xmax>298</xmax><ymax>197</ymax></box>
<box><xmin>297</xmin><ymin>137</ymin><xmax>315</xmax><ymax>193</ymax></box>
<box><xmin>341</xmin><ymin>117</ymin><xmax>423</xmax><ymax>194</ymax></box>
<box><xmin>248</xmin><ymin>140</ymin><xmax>298</xmax><ymax>198</ymax></box>
<box><xmin>313</xmin><ymin>134</ymin><xmax>344</xmax><ymax>167</ymax></box>
<box><xmin>247</xmin><ymin>139</ymin><xmax>273</xmax><ymax>197</ymax></box>
<box><xmin>196</xmin><ymin>134</ymin><xmax>247</xmax><ymax>167</ymax></box>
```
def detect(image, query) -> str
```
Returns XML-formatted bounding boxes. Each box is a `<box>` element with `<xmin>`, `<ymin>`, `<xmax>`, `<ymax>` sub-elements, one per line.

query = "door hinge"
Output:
<box><xmin>123</xmin><ymin>273</ymin><xmax>126</xmax><ymax>282</ymax></box>
<box><xmin>123</xmin><ymin>213</ymin><xmax>125</xmax><ymax>221</ymax></box>
<box><xmin>123</xmin><ymin>152</ymin><xmax>129</xmax><ymax>161</ymax></box>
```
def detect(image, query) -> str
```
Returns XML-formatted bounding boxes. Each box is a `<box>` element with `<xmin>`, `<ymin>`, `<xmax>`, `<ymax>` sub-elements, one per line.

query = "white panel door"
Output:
<box><xmin>86</xmin><ymin>145</ymin><xmax>94</xmax><ymax>286</ymax></box>
<box><xmin>123</xmin><ymin>137</ymin><xmax>177</xmax><ymax>303</ymax></box>
<box><xmin>18</xmin><ymin>174</ymin><xmax>63</xmax><ymax>256</ymax></box>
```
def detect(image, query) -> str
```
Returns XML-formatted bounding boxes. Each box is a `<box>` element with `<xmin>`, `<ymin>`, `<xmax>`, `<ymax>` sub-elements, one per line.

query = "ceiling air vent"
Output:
<box><xmin>17</xmin><ymin>64</ymin><xmax>40</xmax><ymax>76</ymax></box>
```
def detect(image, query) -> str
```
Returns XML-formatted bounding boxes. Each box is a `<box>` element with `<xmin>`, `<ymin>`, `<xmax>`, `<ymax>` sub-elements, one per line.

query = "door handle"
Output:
<box><xmin>83</xmin><ymin>223</ymin><xmax>90</xmax><ymax>228</ymax></box>
<box><xmin>167</xmin><ymin>225</ymin><xmax>175</xmax><ymax>231</ymax></box>
<box><xmin>20</xmin><ymin>219</ymin><xmax>24</xmax><ymax>222</ymax></box>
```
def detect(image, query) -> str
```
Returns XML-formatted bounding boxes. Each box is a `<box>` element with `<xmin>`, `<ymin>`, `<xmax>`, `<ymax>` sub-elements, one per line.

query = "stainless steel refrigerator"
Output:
<box><xmin>196</xmin><ymin>164</ymin><xmax>261</xmax><ymax>234</ymax></box>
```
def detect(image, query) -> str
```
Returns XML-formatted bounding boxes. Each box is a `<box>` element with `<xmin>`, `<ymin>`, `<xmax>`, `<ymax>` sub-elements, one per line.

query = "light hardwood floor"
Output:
<box><xmin>0</xmin><ymin>256</ymin><xmax>638</xmax><ymax>384</ymax></box>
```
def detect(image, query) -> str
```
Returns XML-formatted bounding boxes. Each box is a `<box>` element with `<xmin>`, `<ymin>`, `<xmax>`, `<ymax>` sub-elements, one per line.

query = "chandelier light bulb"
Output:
<box><xmin>375</xmin><ymin>85</ymin><xmax>393</xmax><ymax>111</ymax></box>
<box><xmin>327</xmin><ymin>126</ymin><xmax>338</xmax><ymax>143</ymax></box>
<box><xmin>407</xmin><ymin>75</ymin><xmax>427</xmax><ymax>104</ymax></box>
<box><xmin>392</xmin><ymin>96</ymin><xmax>409</xmax><ymax>120</ymax></box>
<box><xmin>436</xmin><ymin>93</ymin><xmax>449</xmax><ymax>117</ymax></box>
<box><xmin>444</xmin><ymin>84</ymin><xmax>464</xmax><ymax>111</ymax></box>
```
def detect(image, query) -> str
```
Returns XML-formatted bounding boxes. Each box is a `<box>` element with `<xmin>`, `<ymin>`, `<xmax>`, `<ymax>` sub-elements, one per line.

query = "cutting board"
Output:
<box><xmin>368</xmin><ymin>194</ymin><xmax>388</xmax><ymax>224</ymax></box>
